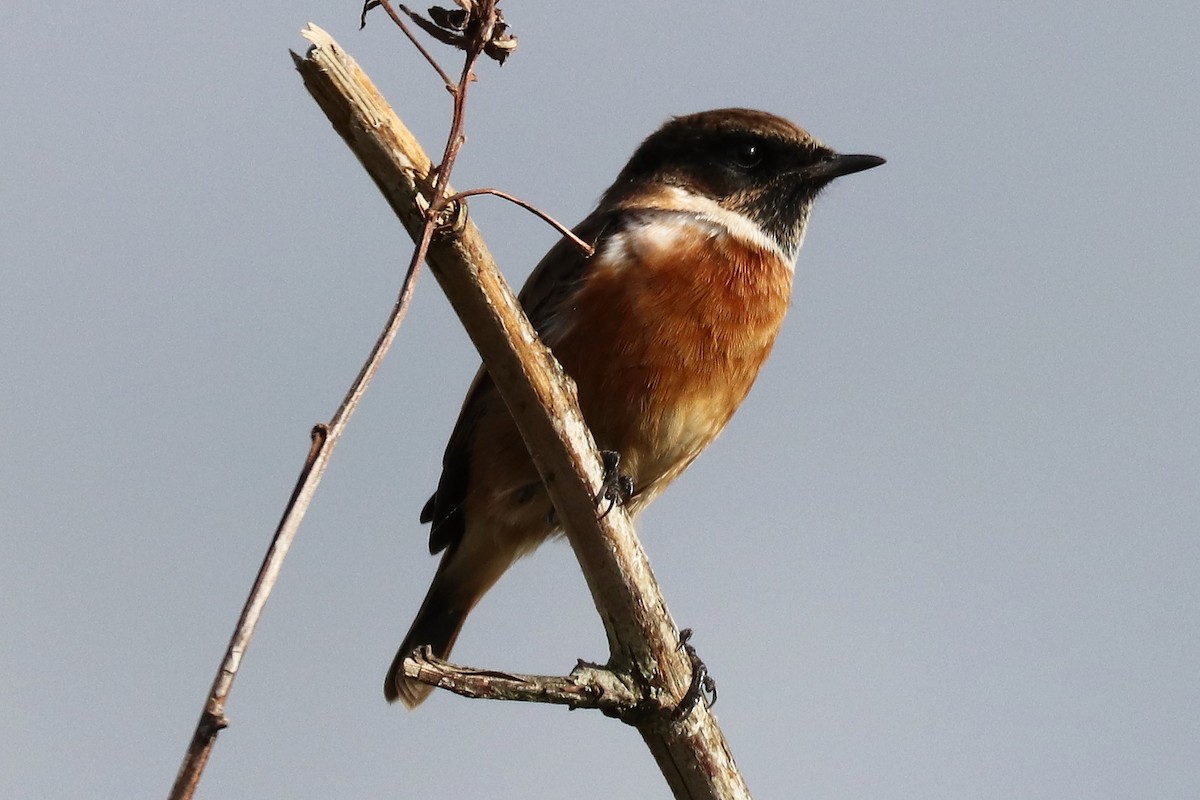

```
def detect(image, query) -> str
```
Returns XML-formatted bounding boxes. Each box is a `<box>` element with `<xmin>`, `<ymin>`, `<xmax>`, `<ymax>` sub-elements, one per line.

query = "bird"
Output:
<box><xmin>385</xmin><ymin>108</ymin><xmax>884</xmax><ymax>707</ymax></box>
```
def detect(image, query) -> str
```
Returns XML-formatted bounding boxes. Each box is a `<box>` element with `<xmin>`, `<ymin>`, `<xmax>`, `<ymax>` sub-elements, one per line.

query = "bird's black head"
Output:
<box><xmin>603</xmin><ymin>108</ymin><xmax>884</xmax><ymax>258</ymax></box>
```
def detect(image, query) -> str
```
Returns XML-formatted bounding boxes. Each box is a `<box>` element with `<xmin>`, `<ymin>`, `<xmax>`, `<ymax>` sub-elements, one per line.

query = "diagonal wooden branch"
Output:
<box><xmin>294</xmin><ymin>23</ymin><xmax>750</xmax><ymax>800</ymax></box>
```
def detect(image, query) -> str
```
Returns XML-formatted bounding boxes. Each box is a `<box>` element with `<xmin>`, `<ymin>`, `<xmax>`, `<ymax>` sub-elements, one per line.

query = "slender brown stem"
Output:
<box><xmin>444</xmin><ymin>187</ymin><xmax>596</xmax><ymax>256</ymax></box>
<box><xmin>169</xmin><ymin>242</ymin><xmax>425</xmax><ymax>800</ymax></box>
<box><xmin>168</xmin><ymin>16</ymin><xmax>492</xmax><ymax>800</ymax></box>
<box><xmin>364</xmin><ymin>0</ymin><xmax>455</xmax><ymax>89</ymax></box>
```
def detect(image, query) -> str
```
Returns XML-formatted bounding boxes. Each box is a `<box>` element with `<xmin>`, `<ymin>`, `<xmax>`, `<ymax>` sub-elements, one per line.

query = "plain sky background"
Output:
<box><xmin>3</xmin><ymin>1</ymin><xmax>1198</xmax><ymax>798</ymax></box>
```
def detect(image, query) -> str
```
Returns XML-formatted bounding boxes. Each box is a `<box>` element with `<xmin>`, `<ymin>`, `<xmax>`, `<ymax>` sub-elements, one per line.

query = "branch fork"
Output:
<box><xmin>292</xmin><ymin>18</ymin><xmax>750</xmax><ymax>797</ymax></box>
<box><xmin>171</xmin><ymin>8</ymin><xmax>751</xmax><ymax>798</ymax></box>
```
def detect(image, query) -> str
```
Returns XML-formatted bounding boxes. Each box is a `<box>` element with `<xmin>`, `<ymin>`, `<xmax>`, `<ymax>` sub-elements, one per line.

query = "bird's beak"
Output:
<box><xmin>804</xmin><ymin>153</ymin><xmax>886</xmax><ymax>182</ymax></box>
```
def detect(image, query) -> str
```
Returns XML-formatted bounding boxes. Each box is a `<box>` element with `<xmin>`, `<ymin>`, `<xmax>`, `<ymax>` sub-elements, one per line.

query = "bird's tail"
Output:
<box><xmin>384</xmin><ymin>564</ymin><xmax>471</xmax><ymax>708</ymax></box>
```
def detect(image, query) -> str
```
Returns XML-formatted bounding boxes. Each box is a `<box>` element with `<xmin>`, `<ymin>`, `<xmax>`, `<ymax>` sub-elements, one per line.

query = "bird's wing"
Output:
<box><xmin>421</xmin><ymin>211</ymin><xmax>614</xmax><ymax>555</ymax></box>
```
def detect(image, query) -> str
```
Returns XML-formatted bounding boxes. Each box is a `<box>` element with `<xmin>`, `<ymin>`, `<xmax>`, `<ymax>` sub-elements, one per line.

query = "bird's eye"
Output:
<box><xmin>729</xmin><ymin>141</ymin><xmax>763</xmax><ymax>170</ymax></box>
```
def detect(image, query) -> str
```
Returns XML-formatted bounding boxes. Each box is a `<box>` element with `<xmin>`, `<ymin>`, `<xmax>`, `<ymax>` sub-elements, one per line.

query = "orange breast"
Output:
<box><xmin>551</xmin><ymin>216</ymin><xmax>793</xmax><ymax>500</ymax></box>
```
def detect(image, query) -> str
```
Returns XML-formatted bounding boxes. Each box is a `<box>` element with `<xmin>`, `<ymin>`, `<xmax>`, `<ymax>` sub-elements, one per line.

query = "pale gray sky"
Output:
<box><xmin>4</xmin><ymin>2</ymin><xmax>1198</xmax><ymax>798</ymax></box>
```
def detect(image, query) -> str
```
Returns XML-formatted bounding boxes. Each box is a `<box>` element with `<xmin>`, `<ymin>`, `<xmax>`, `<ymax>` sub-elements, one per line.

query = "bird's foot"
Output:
<box><xmin>597</xmin><ymin>450</ymin><xmax>635</xmax><ymax>518</ymax></box>
<box><xmin>672</xmin><ymin>628</ymin><xmax>717</xmax><ymax>722</ymax></box>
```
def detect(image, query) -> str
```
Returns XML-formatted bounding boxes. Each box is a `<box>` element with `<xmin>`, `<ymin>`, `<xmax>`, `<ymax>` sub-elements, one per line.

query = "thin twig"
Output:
<box><xmin>444</xmin><ymin>187</ymin><xmax>595</xmax><ymax>256</ymax></box>
<box><xmin>361</xmin><ymin>0</ymin><xmax>455</xmax><ymax>89</ymax></box>
<box><xmin>167</xmin><ymin>17</ymin><xmax>493</xmax><ymax>800</ymax></box>
<box><xmin>169</xmin><ymin>238</ymin><xmax>424</xmax><ymax>800</ymax></box>
<box><xmin>401</xmin><ymin>647</ymin><xmax>642</xmax><ymax>714</ymax></box>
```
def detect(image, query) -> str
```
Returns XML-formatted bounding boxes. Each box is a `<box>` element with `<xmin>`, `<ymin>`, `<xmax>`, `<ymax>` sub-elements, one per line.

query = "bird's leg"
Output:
<box><xmin>597</xmin><ymin>450</ymin><xmax>635</xmax><ymax>518</ymax></box>
<box><xmin>671</xmin><ymin>628</ymin><xmax>718</xmax><ymax>722</ymax></box>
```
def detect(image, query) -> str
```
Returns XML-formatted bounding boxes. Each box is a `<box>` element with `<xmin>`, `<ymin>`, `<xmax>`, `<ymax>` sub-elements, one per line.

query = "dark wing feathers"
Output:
<box><xmin>422</xmin><ymin>364</ymin><xmax>487</xmax><ymax>554</ymax></box>
<box><xmin>419</xmin><ymin>212</ymin><xmax>615</xmax><ymax>553</ymax></box>
<box><xmin>517</xmin><ymin>211</ymin><xmax>614</xmax><ymax>339</ymax></box>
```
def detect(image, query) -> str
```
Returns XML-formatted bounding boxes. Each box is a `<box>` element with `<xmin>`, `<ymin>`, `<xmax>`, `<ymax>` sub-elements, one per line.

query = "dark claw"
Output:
<box><xmin>597</xmin><ymin>450</ymin><xmax>634</xmax><ymax>518</ymax></box>
<box><xmin>672</xmin><ymin>628</ymin><xmax>717</xmax><ymax>722</ymax></box>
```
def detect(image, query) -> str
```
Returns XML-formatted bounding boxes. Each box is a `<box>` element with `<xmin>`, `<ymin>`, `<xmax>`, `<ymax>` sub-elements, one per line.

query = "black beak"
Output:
<box><xmin>803</xmin><ymin>152</ymin><xmax>886</xmax><ymax>182</ymax></box>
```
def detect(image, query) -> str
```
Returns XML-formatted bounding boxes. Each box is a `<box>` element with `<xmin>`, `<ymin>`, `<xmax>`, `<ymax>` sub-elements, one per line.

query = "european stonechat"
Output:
<box><xmin>386</xmin><ymin>108</ymin><xmax>884</xmax><ymax>707</ymax></box>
